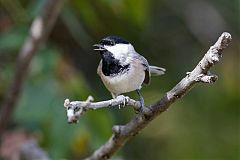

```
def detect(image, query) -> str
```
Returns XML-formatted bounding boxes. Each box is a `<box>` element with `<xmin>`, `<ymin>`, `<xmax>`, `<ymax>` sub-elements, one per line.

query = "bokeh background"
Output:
<box><xmin>0</xmin><ymin>0</ymin><xmax>239</xmax><ymax>159</ymax></box>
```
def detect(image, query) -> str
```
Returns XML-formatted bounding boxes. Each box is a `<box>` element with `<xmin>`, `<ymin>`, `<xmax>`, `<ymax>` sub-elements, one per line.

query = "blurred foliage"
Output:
<box><xmin>0</xmin><ymin>0</ymin><xmax>239</xmax><ymax>159</ymax></box>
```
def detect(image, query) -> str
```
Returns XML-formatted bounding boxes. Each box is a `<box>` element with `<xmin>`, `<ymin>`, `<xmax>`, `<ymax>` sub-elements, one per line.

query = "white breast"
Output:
<box><xmin>97</xmin><ymin>58</ymin><xmax>145</xmax><ymax>96</ymax></box>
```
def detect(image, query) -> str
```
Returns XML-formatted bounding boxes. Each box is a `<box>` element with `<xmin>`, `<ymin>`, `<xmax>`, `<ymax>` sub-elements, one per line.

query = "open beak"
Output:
<box><xmin>93</xmin><ymin>44</ymin><xmax>105</xmax><ymax>51</ymax></box>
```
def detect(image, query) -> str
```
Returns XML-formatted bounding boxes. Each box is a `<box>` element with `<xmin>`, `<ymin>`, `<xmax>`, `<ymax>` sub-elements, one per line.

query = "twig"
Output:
<box><xmin>65</xmin><ymin>32</ymin><xmax>231</xmax><ymax>160</ymax></box>
<box><xmin>0</xmin><ymin>0</ymin><xmax>64</xmax><ymax>136</ymax></box>
<box><xmin>64</xmin><ymin>95</ymin><xmax>142</xmax><ymax>123</ymax></box>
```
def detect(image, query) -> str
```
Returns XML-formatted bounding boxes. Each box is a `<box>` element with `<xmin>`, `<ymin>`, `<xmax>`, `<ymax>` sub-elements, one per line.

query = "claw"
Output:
<box><xmin>116</xmin><ymin>95</ymin><xmax>126</xmax><ymax>109</ymax></box>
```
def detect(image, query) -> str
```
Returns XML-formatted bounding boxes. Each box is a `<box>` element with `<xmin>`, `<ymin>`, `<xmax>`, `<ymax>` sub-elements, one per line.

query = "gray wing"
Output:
<box><xmin>133</xmin><ymin>53</ymin><xmax>150</xmax><ymax>85</ymax></box>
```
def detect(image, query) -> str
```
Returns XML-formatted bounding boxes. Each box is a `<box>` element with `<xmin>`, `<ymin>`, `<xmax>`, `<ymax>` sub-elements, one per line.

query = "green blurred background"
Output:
<box><xmin>0</xmin><ymin>0</ymin><xmax>239</xmax><ymax>159</ymax></box>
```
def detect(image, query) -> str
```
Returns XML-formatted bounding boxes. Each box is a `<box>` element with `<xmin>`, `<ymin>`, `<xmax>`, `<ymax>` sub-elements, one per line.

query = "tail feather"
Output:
<box><xmin>149</xmin><ymin>66</ymin><xmax>166</xmax><ymax>76</ymax></box>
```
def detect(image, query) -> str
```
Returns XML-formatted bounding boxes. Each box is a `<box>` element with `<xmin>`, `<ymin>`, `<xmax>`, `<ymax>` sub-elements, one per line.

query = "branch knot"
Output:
<box><xmin>195</xmin><ymin>73</ymin><xmax>218</xmax><ymax>83</ymax></box>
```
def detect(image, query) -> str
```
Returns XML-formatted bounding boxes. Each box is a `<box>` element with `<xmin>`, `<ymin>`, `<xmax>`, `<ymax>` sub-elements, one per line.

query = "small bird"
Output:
<box><xmin>93</xmin><ymin>36</ymin><xmax>165</xmax><ymax>111</ymax></box>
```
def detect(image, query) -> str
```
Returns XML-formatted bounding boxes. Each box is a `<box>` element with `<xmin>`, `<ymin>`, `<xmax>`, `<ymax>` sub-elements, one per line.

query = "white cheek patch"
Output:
<box><xmin>105</xmin><ymin>44</ymin><xmax>129</xmax><ymax>59</ymax></box>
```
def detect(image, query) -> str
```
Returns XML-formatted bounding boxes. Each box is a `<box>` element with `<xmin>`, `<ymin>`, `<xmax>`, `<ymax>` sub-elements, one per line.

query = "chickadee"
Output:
<box><xmin>93</xmin><ymin>36</ymin><xmax>165</xmax><ymax>111</ymax></box>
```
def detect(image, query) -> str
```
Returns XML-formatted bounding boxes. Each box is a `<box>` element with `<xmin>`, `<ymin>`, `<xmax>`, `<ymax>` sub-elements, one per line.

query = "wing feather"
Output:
<box><xmin>135</xmin><ymin>54</ymin><xmax>150</xmax><ymax>85</ymax></box>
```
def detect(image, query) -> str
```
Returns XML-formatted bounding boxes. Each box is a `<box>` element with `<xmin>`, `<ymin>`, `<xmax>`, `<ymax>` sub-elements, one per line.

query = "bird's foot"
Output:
<box><xmin>118</xmin><ymin>103</ymin><xmax>124</xmax><ymax>109</ymax></box>
<box><xmin>135</xmin><ymin>89</ymin><xmax>145</xmax><ymax>114</ymax></box>
<box><xmin>115</xmin><ymin>95</ymin><xmax>127</xmax><ymax>109</ymax></box>
<box><xmin>133</xmin><ymin>97</ymin><xmax>145</xmax><ymax>114</ymax></box>
<box><xmin>139</xmin><ymin>97</ymin><xmax>145</xmax><ymax>113</ymax></box>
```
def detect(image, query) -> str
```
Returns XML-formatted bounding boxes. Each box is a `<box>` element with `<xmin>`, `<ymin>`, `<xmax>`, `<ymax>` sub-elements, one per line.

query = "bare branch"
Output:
<box><xmin>0</xmin><ymin>0</ymin><xmax>64</xmax><ymax>136</ymax></box>
<box><xmin>72</xmin><ymin>32</ymin><xmax>231</xmax><ymax>160</ymax></box>
<box><xmin>64</xmin><ymin>95</ymin><xmax>142</xmax><ymax>123</ymax></box>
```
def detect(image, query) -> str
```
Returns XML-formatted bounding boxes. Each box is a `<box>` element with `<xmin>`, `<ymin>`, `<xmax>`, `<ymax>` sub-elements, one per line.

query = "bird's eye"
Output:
<box><xmin>108</xmin><ymin>41</ymin><xmax>115</xmax><ymax>46</ymax></box>
<box><xmin>100</xmin><ymin>40</ymin><xmax>115</xmax><ymax>46</ymax></box>
<box><xmin>105</xmin><ymin>40</ymin><xmax>114</xmax><ymax>46</ymax></box>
